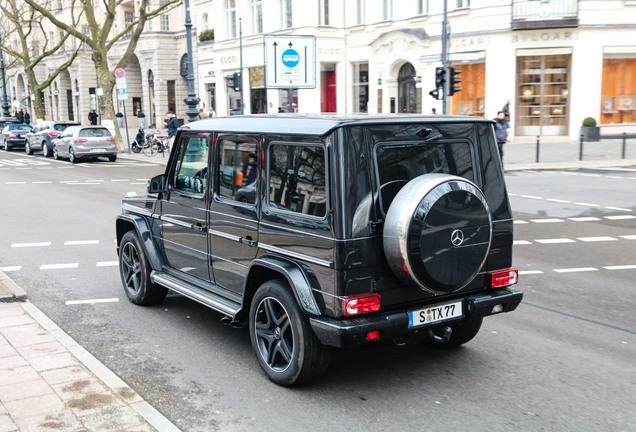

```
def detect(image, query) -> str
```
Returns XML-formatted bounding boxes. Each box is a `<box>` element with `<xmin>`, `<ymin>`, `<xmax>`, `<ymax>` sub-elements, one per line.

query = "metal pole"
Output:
<box><xmin>183</xmin><ymin>0</ymin><xmax>200</xmax><ymax>122</ymax></box>
<box><xmin>622</xmin><ymin>132</ymin><xmax>626</xmax><ymax>159</ymax></box>
<box><xmin>579</xmin><ymin>134</ymin><xmax>584</xmax><ymax>161</ymax></box>
<box><xmin>535</xmin><ymin>135</ymin><xmax>540</xmax><ymax>163</ymax></box>
<box><xmin>239</xmin><ymin>18</ymin><xmax>244</xmax><ymax>115</ymax></box>
<box><xmin>122</xmin><ymin>100</ymin><xmax>131</xmax><ymax>154</ymax></box>
<box><xmin>0</xmin><ymin>31</ymin><xmax>10</xmax><ymax>117</ymax></box>
<box><xmin>441</xmin><ymin>0</ymin><xmax>449</xmax><ymax>114</ymax></box>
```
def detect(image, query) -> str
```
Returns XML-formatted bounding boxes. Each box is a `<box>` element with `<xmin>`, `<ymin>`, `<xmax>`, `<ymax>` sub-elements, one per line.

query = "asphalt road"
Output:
<box><xmin>1</xmin><ymin>151</ymin><xmax>635</xmax><ymax>431</ymax></box>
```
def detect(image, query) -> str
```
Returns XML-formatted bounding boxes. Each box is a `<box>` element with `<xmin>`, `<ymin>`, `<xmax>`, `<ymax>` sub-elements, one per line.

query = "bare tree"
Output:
<box><xmin>0</xmin><ymin>1</ymin><xmax>81</xmax><ymax>121</ymax></box>
<box><xmin>25</xmin><ymin>0</ymin><xmax>181</xmax><ymax>149</ymax></box>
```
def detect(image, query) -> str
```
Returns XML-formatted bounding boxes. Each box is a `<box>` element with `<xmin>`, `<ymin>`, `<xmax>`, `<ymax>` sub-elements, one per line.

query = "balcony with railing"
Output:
<box><xmin>512</xmin><ymin>0</ymin><xmax>579</xmax><ymax>30</ymax></box>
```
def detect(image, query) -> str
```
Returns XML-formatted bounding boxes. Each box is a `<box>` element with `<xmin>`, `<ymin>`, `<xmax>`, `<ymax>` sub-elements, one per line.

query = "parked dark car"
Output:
<box><xmin>116</xmin><ymin>115</ymin><xmax>522</xmax><ymax>386</ymax></box>
<box><xmin>1</xmin><ymin>123</ymin><xmax>33</xmax><ymax>151</ymax></box>
<box><xmin>53</xmin><ymin>125</ymin><xmax>117</xmax><ymax>163</ymax></box>
<box><xmin>25</xmin><ymin>121</ymin><xmax>80</xmax><ymax>157</ymax></box>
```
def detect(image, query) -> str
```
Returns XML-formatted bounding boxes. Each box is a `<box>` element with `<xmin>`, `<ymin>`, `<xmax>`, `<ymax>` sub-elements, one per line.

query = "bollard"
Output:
<box><xmin>536</xmin><ymin>135</ymin><xmax>540</xmax><ymax>163</ymax></box>
<box><xmin>622</xmin><ymin>132</ymin><xmax>627</xmax><ymax>159</ymax></box>
<box><xmin>579</xmin><ymin>134</ymin><xmax>584</xmax><ymax>161</ymax></box>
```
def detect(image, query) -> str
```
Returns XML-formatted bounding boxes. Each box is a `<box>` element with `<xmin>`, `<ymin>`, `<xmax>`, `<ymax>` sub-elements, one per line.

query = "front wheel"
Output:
<box><xmin>421</xmin><ymin>317</ymin><xmax>483</xmax><ymax>349</ymax></box>
<box><xmin>249</xmin><ymin>279</ymin><xmax>331</xmax><ymax>386</ymax></box>
<box><xmin>42</xmin><ymin>142</ymin><xmax>50</xmax><ymax>157</ymax></box>
<box><xmin>52</xmin><ymin>144</ymin><xmax>60</xmax><ymax>160</ymax></box>
<box><xmin>25</xmin><ymin>142</ymin><xmax>33</xmax><ymax>155</ymax></box>
<box><xmin>119</xmin><ymin>231</ymin><xmax>167</xmax><ymax>305</ymax></box>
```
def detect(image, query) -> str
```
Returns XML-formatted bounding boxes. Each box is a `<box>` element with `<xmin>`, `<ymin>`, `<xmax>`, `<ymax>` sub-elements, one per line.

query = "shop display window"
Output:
<box><xmin>451</xmin><ymin>62</ymin><xmax>485</xmax><ymax>117</ymax></box>
<box><xmin>601</xmin><ymin>57</ymin><xmax>636</xmax><ymax>124</ymax></box>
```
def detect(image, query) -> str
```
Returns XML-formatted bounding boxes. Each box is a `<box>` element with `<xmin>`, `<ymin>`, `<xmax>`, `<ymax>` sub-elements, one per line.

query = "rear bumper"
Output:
<box><xmin>309</xmin><ymin>288</ymin><xmax>523</xmax><ymax>348</ymax></box>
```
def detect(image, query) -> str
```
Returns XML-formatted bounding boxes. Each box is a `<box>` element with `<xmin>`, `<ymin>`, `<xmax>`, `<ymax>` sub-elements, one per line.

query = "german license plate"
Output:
<box><xmin>408</xmin><ymin>301</ymin><xmax>463</xmax><ymax>328</ymax></box>
<box><xmin>90</xmin><ymin>148</ymin><xmax>105</xmax><ymax>152</ymax></box>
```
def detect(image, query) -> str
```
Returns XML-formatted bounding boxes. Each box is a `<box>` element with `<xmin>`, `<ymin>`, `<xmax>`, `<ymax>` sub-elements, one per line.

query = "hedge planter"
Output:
<box><xmin>581</xmin><ymin>126</ymin><xmax>600</xmax><ymax>142</ymax></box>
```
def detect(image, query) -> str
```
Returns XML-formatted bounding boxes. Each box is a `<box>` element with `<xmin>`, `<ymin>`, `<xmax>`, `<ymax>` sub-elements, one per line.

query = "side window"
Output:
<box><xmin>172</xmin><ymin>135</ymin><xmax>209</xmax><ymax>195</ymax></box>
<box><xmin>217</xmin><ymin>136</ymin><xmax>258</xmax><ymax>204</ymax></box>
<box><xmin>268</xmin><ymin>143</ymin><xmax>326</xmax><ymax>217</ymax></box>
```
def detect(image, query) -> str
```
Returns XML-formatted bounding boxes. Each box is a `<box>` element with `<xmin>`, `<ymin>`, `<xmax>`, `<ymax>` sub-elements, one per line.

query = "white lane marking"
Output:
<box><xmin>0</xmin><ymin>266</ymin><xmax>22</xmax><ymax>272</ymax></box>
<box><xmin>66</xmin><ymin>298</ymin><xmax>119</xmax><ymax>305</ymax></box>
<box><xmin>604</xmin><ymin>265</ymin><xmax>636</xmax><ymax>270</ymax></box>
<box><xmin>605</xmin><ymin>206</ymin><xmax>632</xmax><ymax>212</ymax></box>
<box><xmin>546</xmin><ymin>198</ymin><xmax>570</xmax><ymax>203</ymax></box>
<box><xmin>577</xmin><ymin>236</ymin><xmax>617</xmax><ymax>242</ymax></box>
<box><xmin>553</xmin><ymin>267</ymin><xmax>598</xmax><ymax>273</ymax></box>
<box><xmin>59</xmin><ymin>180</ymin><xmax>78</xmax><ymax>183</ymax></box>
<box><xmin>508</xmin><ymin>193</ymin><xmax>518</xmax><ymax>196</ymax></box>
<box><xmin>535</xmin><ymin>238</ymin><xmax>576</xmax><ymax>244</ymax></box>
<box><xmin>568</xmin><ymin>217</ymin><xmax>601</xmax><ymax>222</ymax></box>
<box><xmin>605</xmin><ymin>215</ymin><xmax>636</xmax><ymax>220</ymax></box>
<box><xmin>36</xmin><ymin>167</ymin><xmax>54</xmax><ymax>170</ymax></box>
<box><xmin>85</xmin><ymin>179</ymin><xmax>104</xmax><ymax>182</ymax></box>
<box><xmin>5</xmin><ymin>182</ymin><xmax>27</xmax><ymax>185</ymax></box>
<box><xmin>16</xmin><ymin>168</ymin><xmax>32</xmax><ymax>170</ymax></box>
<box><xmin>11</xmin><ymin>242</ymin><xmax>52</xmax><ymax>248</ymax></box>
<box><xmin>111</xmin><ymin>179</ymin><xmax>130</xmax><ymax>182</ymax></box>
<box><xmin>574</xmin><ymin>202</ymin><xmax>600</xmax><ymax>207</ymax></box>
<box><xmin>581</xmin><ymin>173</ymin><xmax>601</xmax><ymax>177</ymax></box>
<box><xmin>66</xmin><ymin>182</ymin><xmax>103</xmax><ymax>185</ymax></box>
<box><xmin>513</xmin><ymin>240</ymin><xmax>532</xmax><ymax>245</ymax></box>
<box><xmin>519</xmin><ymin>270</ymin><xmax>543</xmax><ymax>275</ymax></box>
<box><xmin>96</xmin><ymin>261</ymin><xmax>118</xmax><ymax>267</ymax></box>
<box><xmin>620</xmin><ymin>235</ymin><xmax>636</xmax><ymax>240</ymax></box>
<box><xmin>64</xmin><ymin>240</ymin><xmax>100</xmax><ymax>246</ymax></box>
<box><xmin>32</xmin><ymin>181</ymin><xmax>53</xmax><ymax>184</ymax></box>
<box><xmin>513</xmin><ymin>220</ymin><xmax>529</xmax><ymax>224</ymax></box>
<box><xmin>130</xmin><ymin>182</ymin><xmax>146</xmax><ymax>185</ymax></box>
<box><xmin>57</xmin><ymin>167</ymin><xmax>74</xmax><ymax>169</ymax></box>
<box><xmin>530</xmin><ymin>218</ymin><xmax>564</xmax><ymax>223</ymax></box>
<box><xmin>520</xmin><ymin>195</ymin><xmax>542</xmax><ymax>199</ymax></box>
<box><xmin>40</xmin><ymin>263</ymin><xmax>79</xmax><ymax>270</ymax></box>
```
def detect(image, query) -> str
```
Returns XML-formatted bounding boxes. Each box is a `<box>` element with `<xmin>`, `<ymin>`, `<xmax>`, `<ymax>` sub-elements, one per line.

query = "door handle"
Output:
<box><xmin>239</xmin><ymin>236</ymin><xmax>257</xmax><ymax>247</ymax></box>
<box><xmin>194</xmin><ymin>223</ymin><xmax>206</xmax><ymax>233</ymax></box>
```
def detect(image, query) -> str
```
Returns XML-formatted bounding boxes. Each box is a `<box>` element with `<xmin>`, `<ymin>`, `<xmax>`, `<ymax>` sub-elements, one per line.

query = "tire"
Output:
<box><xmin>69</xmin><ymin>147</ymin><xmax>78</xmax><ymax>163</ymax></box>
<box><xmin>25</xmin><ymin>142</ymin><xmax>33</xmax><ymax>155</ymax></box>
<box><xmin>108</xmin><ymin>154</ymin><xmax>117</xmax><ymax>162</ymax></box>
<box><xmin>52</xmin><ymin>144</ymin><xmax>60</xmax><ymax>160</ymax></box>
<box><xmin>383</xmin><ymin>174</ymin><xmax>492</xmax><ymax>294</ymax></box>
<box><xmin>249</xmin><ymin>279</ymin><xmax>331</xmax><ymax>386</ymax></box>
<box><xmin>421</xmin><ymin>317</ymin><xmax>483</xmax><ymax>349</ymax></box>
<box><xmin>42</xmin><ymin>142</ymin><xmax>50</xmax><ymax>157</ymax></box>
<box><xmin>119</xmin><ymin>231</ymin><xmax>168</xmax><ymax>305</ymax></box>
<box><xmin>131</xmin><ymin>141</ymin><xmax>141</xmax><ymax>153</ymax></box>
<box><xmin>4</xmin><ymin>140</ymin><xmax>10</xmax><ymax>151</ymax></box>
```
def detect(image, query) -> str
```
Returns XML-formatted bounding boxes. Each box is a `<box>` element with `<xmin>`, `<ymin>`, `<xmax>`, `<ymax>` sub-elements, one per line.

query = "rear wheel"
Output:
<box><xmin>42</xmin><ymin>142</ymin><xmax>50</xmax><ymax>157</ymax></box>
<box><xmin>69</xmin><ymin>148</ymin><xmax>78</xmax><ymax>163</ymax></box>
<box><xmin>107</xmin><ymin>154</ymin><xmax>117</xmax><ymax>162</ymax></box>
<box><xmin>119</xmin><ymin>231</ymin><xmax>167</xmax><ymax>305</ymax></box>
<box><xmin>421</xmin><ymin>317</ymin><xmax>483</xmax><ymax>349</ymax></box>
<box><xmin>249</xmin><ymin>279</ymin><xmax>331</xmax><ymax>386</ymax></box>
<box><xmin>25</xmin><ymin>142</ymin><xmax>33</xmax><ymax>155</ymax></box>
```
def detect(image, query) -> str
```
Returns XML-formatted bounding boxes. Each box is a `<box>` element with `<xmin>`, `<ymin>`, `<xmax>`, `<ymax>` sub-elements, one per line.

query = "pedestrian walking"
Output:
<box><xmin>24</xmin><ymin>111</ymin><xmax>31</xmax><ymax>125</ymax></box>
<box><xmin>88</xmin><ymin>109</ymin><xmax>99</xmax><ymax>125</ymax></box>
<box><xmin>208</xmin><ymin>107</ymin><xmax>216</xmax><ymax>118</ymax></box>
<box><xmin>166</xmin><ymin>111</ymin><xmax>179</xmax><ymax>148</ymax></box>
<box><xmin>198</xmin><ymin>108</ymin><xmax>207</xmax><ymax>120</ymax></box>
<box><xmin>494</xmin><ymin>110</ymin><xmax>509</xmax><ymax>166</ymax></box>
<box><xmin>16</xmin><ymin>109</ymin><xmax>24</xmax><ymax>123</ymax></box>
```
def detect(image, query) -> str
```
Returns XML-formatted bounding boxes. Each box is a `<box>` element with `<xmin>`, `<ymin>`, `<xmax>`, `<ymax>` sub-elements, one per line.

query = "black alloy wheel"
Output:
<box><xmin>249</xmin><ymin>279</ymin><xmax>331</xmax><ymax>386</ymax></box>
<box><xmin>119</xmin><ymin>231</ymin><xmax>167</xmax><ymax>305</ymax></box>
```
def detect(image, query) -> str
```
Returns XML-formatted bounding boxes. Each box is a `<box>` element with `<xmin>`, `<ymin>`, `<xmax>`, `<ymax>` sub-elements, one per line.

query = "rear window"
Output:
<box><xmin>79</xmin><ymin>128</ymin><xmax>111</xmax><ymax>137</ymax></box>
<box><xmin>12</xmin><ymin>125</ymin><xmax>32</xmax><ymax>131</ymax></box>
<box><xmin>54</xmin><ymin>124</ymin><xmax>74</xmax><ymax>132</ymax></box>
<box><xmin>375</xmin><ymin>141</ymin><xmax>474</xmax><ymax>214</ymax></box>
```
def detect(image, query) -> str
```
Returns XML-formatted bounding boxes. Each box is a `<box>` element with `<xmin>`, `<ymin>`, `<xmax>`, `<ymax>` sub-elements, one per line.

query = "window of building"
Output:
<box><xmin>59</xmin><ymin>31</ymin><xmax>65</xmax><ymax>51</ymax></box>
<box><xmin>451</xmin><ymin>60</ymin><xmax>485</xmax><ymax>117</ymax></box>
<box><xmin>455</xmin><ymin>0</ymin><xmax>470</xmax><ymax>9</ymax></box>
<box><xmin>268</xmin><ymin>144</ymin><xmax>327</xmax><ymax>217</ymax></box>
<box><xmin>160</xmin><ymin>12</ymin><xmax>170</xmax><ymax>31</ymax></box>
<box><xmin>601</xmin><ymin>54</ymin><xmax>636</xmax><ymax>125</ymax></box>
<box><xmin>252</xmin><ymin>0</ymin><xmax>263</xmax><ymax>33</ymax></box>
<box><xmin>281</xmin><ymin>0</ymin><xmax>293</xmax><ymax>29</ymax></box>
<box><xmin>417</xmin><ymin>0</ymin><xmax>428</xmax><ymax>15</ymax></box>
<box><xmin>217</xmin><ymin>136</ymin><xmax>258</xmax><ymax>204</ymax></box>
<box><xmin>398</xmin><ymin>63</ymin><xmax>417</xmax><ymax>113</ymax></box>
<box><xmin>319</xmin><ymin>0</ymin><xmax>330</xmax><ymax>26</ymax></box>
<box><xmin>278</xmin><ymin>89</ymin><xmax>298</xmax><ymax>112</ymax></box>
<box><xmin>353</xmin><ymin>63</ymin><xmax>369</xmax><ymax>113</ymax></box>
<box><xmin>356</xmin><ymin>0</ymin><xmax>366</xmax><ymax>25</ymax></box>
<box><xmin>146</xmin><ymin>6</ymin><xmax>153</xmax><ymax>31</ymax></box>
<box><xmin>382</xmin><ymin>0</ymin><xmax>392</xmax><ymax>20</ymax></box>
<box><xmin>202</xmin><ymin>13</ymin><xmax>209</xmax><ymax>30</ymax></box>
<box><xmin>125</xmin><ymin>11</ymin><xmax>133</xmax><ymax>36</ymax></box>
<box><xmin>227</xmin><ymin>0</ymin><xmax>237</xmax><ymax>38</ymax></box>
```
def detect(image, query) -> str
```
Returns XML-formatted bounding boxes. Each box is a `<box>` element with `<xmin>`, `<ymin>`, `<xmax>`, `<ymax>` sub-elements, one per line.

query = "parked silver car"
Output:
<box><xmin>53</xmin><ymin>125</ymin><xmax>117</xmax><ymax>163</ymax></box>
<box><xmin>25</xmin><ymin>121</ymin><xmax>80</xmax><ymax>157</ymax></box>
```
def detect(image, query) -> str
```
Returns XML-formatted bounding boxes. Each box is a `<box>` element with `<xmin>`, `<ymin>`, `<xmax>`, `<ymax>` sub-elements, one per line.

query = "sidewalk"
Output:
<box><xmin>0</xmin><ymin>272</ymin><xmax>180</xmax><ymax>432</ymax></box>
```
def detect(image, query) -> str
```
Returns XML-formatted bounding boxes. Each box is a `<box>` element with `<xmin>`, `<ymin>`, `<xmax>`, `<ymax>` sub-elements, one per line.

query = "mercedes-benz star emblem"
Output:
<box><xmin>451</xmin><ymin>229</ymin><xmax>465</xmax><ymax>247</ymax></box>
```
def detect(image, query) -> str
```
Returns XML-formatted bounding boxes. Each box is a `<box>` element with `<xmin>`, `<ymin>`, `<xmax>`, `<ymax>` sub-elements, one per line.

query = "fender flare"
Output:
<box><xmin>246</xmin><ymin>255</ymin><xmax>321</xmax><ymax>316</ymax></box>
<box><xmin>115</xmin><ymin>214</ymin><xmax>163</xmax><ymax>271</ymax></box>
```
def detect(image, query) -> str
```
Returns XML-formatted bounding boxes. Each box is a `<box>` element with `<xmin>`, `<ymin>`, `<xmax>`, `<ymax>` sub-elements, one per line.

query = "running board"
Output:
<box><xmin>151</xmin><ymin>271</ymin><xmax>241</xmax><ymax>318</ymax></box>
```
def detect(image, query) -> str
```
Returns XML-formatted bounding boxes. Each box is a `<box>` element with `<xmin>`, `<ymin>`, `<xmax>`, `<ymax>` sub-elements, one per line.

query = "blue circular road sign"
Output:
<box><xmin>282</xmin><ymin>49</ymin><xmax>300</xmax><ymax>68</ymax></box>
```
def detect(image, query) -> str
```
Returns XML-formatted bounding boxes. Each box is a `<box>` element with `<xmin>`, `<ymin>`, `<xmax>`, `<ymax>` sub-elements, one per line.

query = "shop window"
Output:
<box><xmin>601</xmin><ymin>57</ymin><xmax>636</xmax><ymax>125</ymax></box>
<box><xmin>451</xmin><ymin>62</ymin><xmax>485</xmax><ymax>117</ymax></box>
<box><xmin>353</xmin><ymin>63</ymin><xmax>368</xmax><ymax>113</ymax></box>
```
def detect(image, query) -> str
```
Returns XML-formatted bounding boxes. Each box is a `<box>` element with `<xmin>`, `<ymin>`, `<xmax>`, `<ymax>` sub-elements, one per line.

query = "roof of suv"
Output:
<box><xmin>183</xmin><ymin>114</ymin><xmax>494</xmax><ymax>136</ymax></box>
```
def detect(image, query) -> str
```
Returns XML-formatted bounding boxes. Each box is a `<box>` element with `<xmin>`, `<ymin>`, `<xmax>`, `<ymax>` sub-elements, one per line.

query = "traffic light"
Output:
<box><xmin>429</xmin><ymin>67</ymin><xmax>445</xmax><ymax>100</ymax></box>
<box><xmin>227</xmin><ymin>72</ymin><xmax>241</xmax><ymax>92</ymax></box>
<box><xmin>449</xmin><ymin>66</ymin><xmax>462</xmax><ymax>96</ymax></box>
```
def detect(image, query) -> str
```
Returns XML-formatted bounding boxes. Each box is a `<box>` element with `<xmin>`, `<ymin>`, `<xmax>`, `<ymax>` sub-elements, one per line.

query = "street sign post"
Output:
<box><xmin>114</xmin><ymin>69</ymin><xmax>130</xmax><ymax>153</ymax></box>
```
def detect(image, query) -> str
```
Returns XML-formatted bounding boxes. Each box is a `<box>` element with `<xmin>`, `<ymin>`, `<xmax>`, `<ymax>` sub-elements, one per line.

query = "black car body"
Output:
<box><xmin>116</xmin><ymin>115</ymin><xmax>522</xmax><ymax>386</ymax></box>
<box><xmin>1</xmin><ymin>123</ymin><xmax>33</xmax><ymax>151</ymax></box>
<box><xmin>25</xmin><ymin>121</ymin><xmax>80</xmax><ymax>157</ymax></box>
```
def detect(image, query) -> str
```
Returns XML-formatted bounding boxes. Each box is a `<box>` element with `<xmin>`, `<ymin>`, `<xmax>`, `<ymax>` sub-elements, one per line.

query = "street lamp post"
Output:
<box><xmin>0</xmin><ymin>31</ymin><xmax>11</xmax><ymax>117</ymax></box>
<box><xmin>183</xmin><ymin>0</ymin><xmax>200</xmax><ymax>123</ymax></box>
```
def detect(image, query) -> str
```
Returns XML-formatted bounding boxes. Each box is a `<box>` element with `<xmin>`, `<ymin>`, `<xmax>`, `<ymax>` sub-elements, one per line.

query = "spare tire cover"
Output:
<box><xmin>383</xmin><ymin>174</ymin><xmax>492</xmax><ymax>294</ymax></box>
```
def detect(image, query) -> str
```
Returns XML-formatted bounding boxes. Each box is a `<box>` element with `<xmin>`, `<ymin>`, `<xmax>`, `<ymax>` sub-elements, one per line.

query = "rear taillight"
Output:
<box><xmin>487</xmin><ymin>269</ymin><xmax>518</xmax><ymax>289</ymax></box>
<box><xmin>343</xmin><ymin>294</ymin><xmax>381</xmax><ymax>316</ymax></box>
<box><xmin>106</xmin><ymin>137</ymin><xmax>115</xmax><ymax>142</ymax></box>
<box><xmin>48</xmin><ymin>132</ymin><xmax>60</xmax><ymax>137</ymax></box>
<box><xmin>9</xmin><ymin>133</ymin><xmax>17</xmax><ymax>138</ymax></box>
<box><xmin>75</xmin><ymin>138</ymin><xmax>88</xmax><ymax>143</ymax></box>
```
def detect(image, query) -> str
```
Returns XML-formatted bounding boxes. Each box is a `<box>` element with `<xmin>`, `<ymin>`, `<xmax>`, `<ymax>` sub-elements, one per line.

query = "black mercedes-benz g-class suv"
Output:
<box><xmin>116</xmin><ymin>115</ymin><xmax>522</xmax><ymax>386</ymax></box>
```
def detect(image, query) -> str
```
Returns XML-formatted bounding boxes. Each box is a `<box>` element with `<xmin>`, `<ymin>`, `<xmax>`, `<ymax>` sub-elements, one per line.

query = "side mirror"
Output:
<box><xmin>148</xmin><ymin>174</ymin><xmax>165</xmax><ymax>194</ymax></box>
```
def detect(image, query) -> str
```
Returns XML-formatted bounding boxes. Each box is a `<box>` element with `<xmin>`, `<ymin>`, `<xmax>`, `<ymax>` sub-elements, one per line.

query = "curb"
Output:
<box><xmin>0</xmin><ymin>269</ymin><xmax>27</xmax><ymax>302</ymax></box>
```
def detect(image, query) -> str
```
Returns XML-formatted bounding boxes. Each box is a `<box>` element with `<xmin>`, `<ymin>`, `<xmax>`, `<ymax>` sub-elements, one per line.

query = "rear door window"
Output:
<box><xmin>216</xmin><ymin>136</ymin><xmax>258</xmax><ymax>205</ymax></box>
